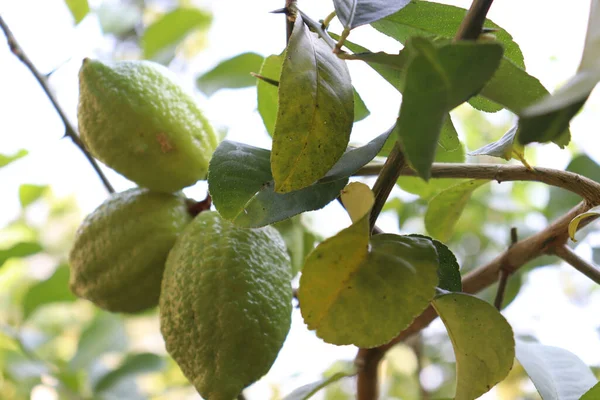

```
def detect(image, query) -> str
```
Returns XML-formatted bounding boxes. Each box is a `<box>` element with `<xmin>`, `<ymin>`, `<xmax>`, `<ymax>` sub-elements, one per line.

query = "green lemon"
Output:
<box><xmin>78</xmin><ymin>59</ymin><xmax>218</xmax><ymax>192</ymax></box>
<box><xmin>160</xmin><ymin>211</ymin><xmax>292</xmax><ymax>400</ymax></box>
<box><xmin>69</xmin><ymin>188</ymin><xmax>192</xmax><ymax>313</ymax></box>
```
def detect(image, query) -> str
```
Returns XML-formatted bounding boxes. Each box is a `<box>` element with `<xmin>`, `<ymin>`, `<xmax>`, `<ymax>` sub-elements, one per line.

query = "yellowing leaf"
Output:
<box><xmin>299</xmin><ymin>183</ymin><xmax>438</xmax><ymax>347</ymax></box>
<box><xmin>568</xmin><ymin>206</ymin><xmax>600</xmax><ymax>241</ymax></box>
<box><xmin>432</xmin><ymin>293</ymin><xmax>515</xmax><ymax>400</ymax></box>
<box><xmin>272</xmin><ymin>16</ymin><xmax>354</xmax><ymax>193</ymax></box>
<box><xmin>340</xmin><ymin>182</ymin><xmax>374</xmax><ymax>223</ymax></box>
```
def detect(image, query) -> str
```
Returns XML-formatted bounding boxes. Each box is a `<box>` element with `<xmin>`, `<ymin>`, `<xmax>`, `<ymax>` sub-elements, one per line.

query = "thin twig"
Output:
<box><xmin>554</xmin><ymin>245</ymin><xmax>600</xmax><ymax>285</ymax></box>
<box><xmin>355</xmin><ymin>162</ymin><xmax>600</xmax><ymax>205</ymax></box>
<box><xmin>285</xmin><ymin>0</ymin><xmax>297</xmax><ymax>43</ymax></box>
<box><xmin>369</xmin><ymin>143</ymin><xmax>405</xmax><ymax>233</ymax></box>
<box><xmin>0</xmin><ymin>15</ymin><xmax>114</xmax><ymax>194</ymax></box>
<box><xmin>454</xmin><ymin>0</ymin><xmax>495</xmax><ymax>41</ymax></box>
<box><xmin>494</xmin><ymin>227</ymin><xmax>518</xmax><ymax>310</ymax></box>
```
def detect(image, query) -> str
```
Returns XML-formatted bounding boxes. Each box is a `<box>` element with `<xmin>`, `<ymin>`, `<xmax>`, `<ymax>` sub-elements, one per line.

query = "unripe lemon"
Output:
<box><xmin>69</xmin><ymin>188</ymin><xmax>192</xmax><ymax>313</ymax></box>
<box><xmin>78</xmin><ymin>59</ymin><xmax>218</xmax><ymax>192</ymax></box>
<box><xmin>160</xmin><ymin>211</ymin><xmax>292</xmax><ymax>400</ymax></box>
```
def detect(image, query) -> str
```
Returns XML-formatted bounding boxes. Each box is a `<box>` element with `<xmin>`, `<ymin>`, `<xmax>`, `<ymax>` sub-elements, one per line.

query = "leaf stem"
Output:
<box><xmin>0</xmin><ymin>15</ymin><xmax>114</xmax><ymax>194</ymax></box>
<box><xmin>297</xmin><ymin>9</ymin><xmax>338</xmax><ymax>50</ymax></box>
<box><xmin>553</xmin><ymin>245</ymin><xmax>600</xmax><ymax>285</ymax></box>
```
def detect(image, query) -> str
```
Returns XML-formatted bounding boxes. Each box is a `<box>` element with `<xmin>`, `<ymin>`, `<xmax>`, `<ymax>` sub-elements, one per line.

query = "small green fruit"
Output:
<box><xmin>78</xmin><ymin>59</ymin><xmax>218</xmax><ymax>192</ymax></box>
<box><xmin>69</xmin><ymin>188</ymin><xmax>192</xmax><ymax>313</ymax></box>
<box><xmin>160</xmin><ymin>211</ymin><xmax>292</xmax><ymax>400</ymax></box>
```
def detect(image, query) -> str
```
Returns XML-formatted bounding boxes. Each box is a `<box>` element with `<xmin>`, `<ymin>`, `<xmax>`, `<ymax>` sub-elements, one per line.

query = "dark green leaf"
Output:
<box><xmin>94</xmin><ymin>353</ymin><xmax>165</xmax><ymax>393</ymax></box>
<box><xmin>517</xmin><ymin>98</ymin><xmax>584</xmax><ymax>147</ymax></box>
<box><xmin>433</xmin><ymin>293</ymin><xmax>515</xmax><ymax>399</ymax></box>
<box><xmin>299</xmin><ymin>184</ymin><xmax>438</xmax><ymax>347</ymax></box>
<box><xmin>209</xmin><ymin>127</ymin><xmax>391</xmax><ymax>227</ymax></box>
<box><xmin>69</xmin><ymin>313</ymin><xmax>127</xmax><ymax>371</ymax></box>
<box><xmin>371</xmin><ymin>0</ymin><xmax>524</xmax><ymax>67</ymax></box>
<box><xmin>22</xmin><ymin>264</ymin><xmax>76</xmax><ymax>318</ymax></box>
<box><xmin>334</xmin><ymin>0</ymin><xmax>411</xmax><ymax>29</ymax></box>
<box><xmin>19</xmin><ymin>184</ymin><xmax>48</xmax><ymax>208</ymax></box>
<box><xmin>272</xmin><ymin>16</ymin><xmax>354</xmax><ymax>192</ymax></box>
<box><xmin>425</xmin><ymin>180</ymin><xmax>489</xmax><ymax>241</ymax></box>
<box><xmin>257</xmin><ymin>53</ymin><xmax>284</xmax><ymax>136</ymax></box>
<box><xmin>0</xmin><ymin>149</ymin><xmax>28</xmax><ymax>168</ymax></box>
<box><xmin>64</xmin><ymin>0</ymin><xmax>89</xmax><ymax>24</ymax></box>
<box><xmin>581</xmin><ymin>382</ymin><xmax>600</xmax><ymax>400</ymax></box>
<box><xmin>283</xmin><ymin>371</ymin><xmax>355</xmax><ymax>400</ymax></box>
<box><xmin>142</xmin><ymin>7</ymin><xmax>212</xmax><ymax>59</ymax></box>
<box><xmin>396</xmin><ymin>39</ymin><xmax>503</xmax><ymax>179</ymax></box>
<box><xmin>0</xmin><ymin>242</ymin><xmax>43</xmax><ymax>269</ymax></box>
<box><xmin>408</xmin><ymin>234</ymin><xmax>461</xmax><ymax>292</ymax></box>
<box><xmin>353</xmin><ymin>88</ymin><xmax>370</xmax><ymax>122</ymax></box>
<box><xmin>196</xmin><ymin>52</ymin><xmax>265</xmax><ymax>96</ymax></box>
<box><xmin>515</xmin><ymin>340</ymin><xmax>597</xmax><ymax>400</ymax></box>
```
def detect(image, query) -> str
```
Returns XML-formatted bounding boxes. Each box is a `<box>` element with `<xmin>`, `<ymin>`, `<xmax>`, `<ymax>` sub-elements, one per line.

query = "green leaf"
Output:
<box><xmin>272</xmin><ymin>16</ymin><xmax>354</xmax><ymax>193</ymax></box>
<box><xmin>19</xmin><ymin>184</ymin><xmax>48</xmax><ymax>208</ymax></box>
<box><xmin>142</xmin><ymin>7</ymin><xmax>212</xmax><ymax>59</ymax></box>
<box><xmin>396</xmin><ymin>39</ymin><xmax>503</xmax><ymax>179</ymax></box>
<box><xmin>408</xmin><ymin>235</ymin><xmax>461</xmax><ymax>292</ymax></box>
<box><xmin>64</xmin><ymin>0</ymin><xmax>89</xmax><ymax>24</ymax></box>
<box><xmin>478</xmin><ymin>58</ymin><xmax>549</xmax><ymax>112</ymax></box>
<box><xmin>273</xmin><ymin>216</ymin><xmax>318</xmax><ymax>276</ymax></box>
<box><xmin>257</xmin><ymin>53</ymin><xmax>284</xmax><ymax>136</ymax></box>
<box><xmin>283</xmin><ymin>371</ymin><xmax>355</xmax><ymax>400</ymax></box>
<box><xmin>334</xmin><ymin>0</ymin><xmax>411</xmax><ymax>29</ymax></box>
<box><xmin>371</xmin><ymin>0</ymin><xmax>524</xmax><ymax>68</ymax></box>
<box><xmin>581</xmin><ymin>382</ymin><xmax>600</xmax><ymax>400</ymax></box>
<box><xmin>0</xmin><ymin>150</ymin><xmax>28</xmax><ymax>168</ymax></box>
<box><xmin>299</xmin><ymin>182</ymin><xmax>438</xmax><ymax>347</ymax></box>
<box><xmin>353</xmin><ymin>88</ymin><xmax>370</xmax><ymax>122</ymax></box>
<box><xmin>568</xmin><ymin>206</ymin><xmax>600</xmax><ymax>242</ymax></box>
<box><xmin>515</xmin><ymin>340</ymin><xmax>597</xmax><ymax>400</ymax></box>
<box><xmin>518</xmin><ymin>2</ymin><xmax>600</xmax><ymax>146</ymax></box>
<box><xmin>396</xmin><ymin>125</ymin><xmax>464</xmax><ymax>199</ymax></box>
<box><xmin>432</xmin><ymin>293</ymin><xmax>515</xmax><ymax>400</ymax></box>
<box><xmin>69</xmin><ymin>313</ymin><xmax>127</xmax><ymax>371</ymax></box>
<box><xmin>209</xmin><ymin>126</ymin><xmax>392</xmax><ymax>227</ymax></box>
<box><xmin>0</xmin><ymin>242</ymin><xmax>43</xmax><ymax>269</ymax></box>
<box><xmin>22</xmin><ymin>265</ymin><xmax>76</xmax><ymax>318</ymax></box>
<box><xmin>517</xmin><ymin>99</ymin><xmax>582</xmax><ymax>147</ymax></box>
<box><xmin>93</xmin><ymin>353</ymin><xmax>165</xmax><ymax>393</ymax></box>
<box><xmin>425</xmin><ymin>180</ymin><xmax>489</xmax><ymax>241</ymax></box>
<box><xmin>196</xmin><ymin>52</ymin><xmax>265</xmax><ymax>97</ymax></box>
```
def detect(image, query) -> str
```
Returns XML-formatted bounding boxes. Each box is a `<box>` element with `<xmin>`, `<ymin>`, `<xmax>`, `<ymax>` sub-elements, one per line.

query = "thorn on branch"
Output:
<box><xmin>250</xmin><ymin>72</ymin><xmax>279</xmax><ymax>87</ymax></box>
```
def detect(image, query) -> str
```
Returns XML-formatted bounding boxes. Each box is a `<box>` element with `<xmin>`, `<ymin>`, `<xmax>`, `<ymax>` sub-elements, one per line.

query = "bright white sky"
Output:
<box><xmin>1</xmin><ymin>0</ymin><xmax>599</xmax><ymax>399</ymax></box>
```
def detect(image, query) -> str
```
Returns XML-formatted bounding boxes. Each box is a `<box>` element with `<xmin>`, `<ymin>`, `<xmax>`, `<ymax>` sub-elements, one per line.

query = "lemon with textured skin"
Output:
<box><xmin>69</xmin><ymin>188</ymin><xmax>192</xmax><ymax>313</ymax></box>
<box><xmin>160</xmin><ymin>211</ymin><xmax>292</xmax><ymax>400</ymax></box>
<box><xmin>78</xmin><ymin>59</ymin><xmax>218</xmax><ymax>192</ymax></box>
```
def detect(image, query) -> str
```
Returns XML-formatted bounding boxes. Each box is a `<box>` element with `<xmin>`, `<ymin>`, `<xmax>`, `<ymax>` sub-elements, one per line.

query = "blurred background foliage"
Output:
<box><xmin>1</xmin><ymin>0</ymin><xmax>599</xmax><ymax>399</ymax></box>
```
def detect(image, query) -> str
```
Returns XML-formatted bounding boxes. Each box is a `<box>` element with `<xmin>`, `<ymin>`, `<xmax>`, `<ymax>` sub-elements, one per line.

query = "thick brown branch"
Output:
<box><xmin>455</xmin><ymin>0</ymin><xmax>495</xmax><ymax>40</ymax></box>
<box><xmin>554</xmin><ymin>245</ymin><xmax>600</xmax><ymax>285</ymax></box>
<box><xmin>370</xmin><ymin>144</ymin><xmax>405</xmax><ymax>232</ymax></box>
<box><xmin>356</xmin><ymin>162</ymin><xmax>600</xmax><ymax>204</ymax></box>
<box><xmin>0</xmin><ymin>15</ymin><xmax>114</xmax><ymax>194</ymax></box>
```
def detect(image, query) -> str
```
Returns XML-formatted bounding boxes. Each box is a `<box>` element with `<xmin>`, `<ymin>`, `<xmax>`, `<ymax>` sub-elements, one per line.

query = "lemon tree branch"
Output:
<box><xmin>0</xmin><ymin>15</ymin><xmax>114</xmax><ymax>194</ymax></box>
